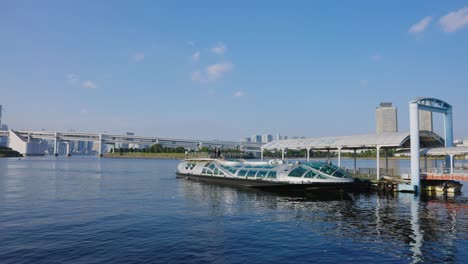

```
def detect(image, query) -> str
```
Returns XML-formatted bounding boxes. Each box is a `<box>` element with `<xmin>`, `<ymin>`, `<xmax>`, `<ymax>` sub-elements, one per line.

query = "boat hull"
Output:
<box><xmin>176</xmin><ymin>172</ymin><xmax>357</xmax><ymax>192</ymax></box>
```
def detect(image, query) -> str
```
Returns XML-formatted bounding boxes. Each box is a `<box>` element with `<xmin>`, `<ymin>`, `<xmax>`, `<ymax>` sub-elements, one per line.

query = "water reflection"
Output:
<box><xmin>177</xmin><ymin>178</ymin><xmax>466</xmax><ymax>263</ymax></box>
<box><xmin>0</xmin><ymin>157</ymin><xmax>466</xmax><ymax>263</ymax></box>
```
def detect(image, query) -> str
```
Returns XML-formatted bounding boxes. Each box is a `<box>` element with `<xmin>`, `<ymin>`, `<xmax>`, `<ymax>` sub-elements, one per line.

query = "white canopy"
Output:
<box><xmin>262</xmin><ymin>131</ymin><xmax>444</xmax><ymax>150</ymax></box>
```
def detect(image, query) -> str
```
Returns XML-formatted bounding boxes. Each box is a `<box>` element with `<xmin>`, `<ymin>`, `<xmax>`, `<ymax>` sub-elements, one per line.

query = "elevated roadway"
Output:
<box><xmin>8</xmin><ymin>130</ymin><xmax>263</xmax><ymax>156</ymax></box>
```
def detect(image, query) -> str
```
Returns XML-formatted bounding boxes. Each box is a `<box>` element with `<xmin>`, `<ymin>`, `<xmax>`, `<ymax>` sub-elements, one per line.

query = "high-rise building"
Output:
<box><xmin>376</xmin><ymin>102</ymin><xmax>398</xmax><ymax>134</ymax></box>
<box><xmin>262</xmin><ymin>134</ymin><xmax>273</xmax><ymax>143</ymax></box>
<box><xmin>419</xmin><ymin>110</ymin><xmax>433</xmax><ymax>132</ymax></box>
<box><xmin>0</xmin><ymin>105</ymin><xmax>3</xmax><ymax>128</ymax></box>
<box><xmin>252</xmin><ymin>135</ymin><xmax>262</xmax><ymax>143</ymax></box>
<box><xmin>241</xmin><ymin>137</ymin><xmax>251</xmax><ymax>143</ymax></box>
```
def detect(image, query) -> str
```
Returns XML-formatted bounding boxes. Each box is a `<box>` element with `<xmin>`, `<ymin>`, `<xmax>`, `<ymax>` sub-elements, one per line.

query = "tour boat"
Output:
<box><xmin>176</xmin><ymin>158</ymin><xmax>355</xmax><ymax>192</ymax></box>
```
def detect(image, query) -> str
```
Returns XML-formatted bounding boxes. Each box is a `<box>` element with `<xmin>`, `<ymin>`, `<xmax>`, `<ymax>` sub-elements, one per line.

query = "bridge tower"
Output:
<box><xmin>409</xmin><ymin>98</ymin><xmax>453</xmax><ymax>193</ymax></box>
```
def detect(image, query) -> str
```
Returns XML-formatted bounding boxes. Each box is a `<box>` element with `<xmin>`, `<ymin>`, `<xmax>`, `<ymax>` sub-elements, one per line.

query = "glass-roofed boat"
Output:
<box><xmin>176</xmin><ymin>158</ymin><xmax>355</xmax><ymax>192</ymax></box>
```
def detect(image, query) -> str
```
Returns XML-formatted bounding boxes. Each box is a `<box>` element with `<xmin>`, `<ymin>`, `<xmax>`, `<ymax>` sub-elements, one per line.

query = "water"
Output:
<box><xmin>0</xmin><ymin>157</ymin><xmax>467</xmax><ymax>263</ymax></box>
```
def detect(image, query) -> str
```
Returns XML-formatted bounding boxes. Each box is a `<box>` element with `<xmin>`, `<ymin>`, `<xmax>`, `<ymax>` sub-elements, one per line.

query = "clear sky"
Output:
<box><xmin>1</xmin><ymin>0</ymin><xmax>468</xmax><ymax>140</ymax></box>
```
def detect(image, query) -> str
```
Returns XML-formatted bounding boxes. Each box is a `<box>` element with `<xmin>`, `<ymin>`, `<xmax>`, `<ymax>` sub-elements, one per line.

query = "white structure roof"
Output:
<box><xmin>421</xmin><ymin>146</ymin><xmax>468</xmax><ymax>156</ymax></box>
<box><xmin>262</xmin><ymin>131</ymin><xmax>444</xmax><ymax>150</ymax></box>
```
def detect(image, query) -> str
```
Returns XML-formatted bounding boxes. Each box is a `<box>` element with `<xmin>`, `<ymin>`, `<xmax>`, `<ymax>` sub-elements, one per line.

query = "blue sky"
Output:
<box><xmin>1</xmin><ymin>0</ymin><xmax>468</xmax><ymax>140</ymax></box>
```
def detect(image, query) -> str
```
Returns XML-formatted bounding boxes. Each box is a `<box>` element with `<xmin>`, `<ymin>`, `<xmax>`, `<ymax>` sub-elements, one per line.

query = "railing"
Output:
<box><xmin>346</xmin><ymin>168</ymin><xmax>394</xmax><ymax>180</ymax></box>
<box><xmin>423</xmin><ymin>167</ymin><xmax>468</xmax><ymax>175</ymax></box>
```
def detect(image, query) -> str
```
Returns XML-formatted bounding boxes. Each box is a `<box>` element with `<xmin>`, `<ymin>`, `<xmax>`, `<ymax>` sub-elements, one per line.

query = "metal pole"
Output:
<box><xmin>337</xmin><ymin>147</ymin><xmax>342</xmax><ymax>167</ymax></box>
<box><xmin>444</xmin><ymin>108</ymin><xmax>454</xmax><ymax>147</ymax></box>
<box><xmin>281</xmin><ymin>148</ymin><xmax>285</xmax><ymax>161</ymax></box>
<box><xmin>385</xmin><ymin>148</ymin><xmax>389</xmax><ymax>172</ymax></box>
<box><xmin>450</xmin><ymin>154</ymin><xmax>454</xmax><ymax>174</ymax></box>
<box><xmin>353</xmin><ymin>149</ymin><xmax>357</xmax><ymax>174</ymax></box>
<box><xmin>424</xmin><ymin>155</ymin><xmax>427</xmax><ymax>173</ymax></box>
<box><xmin>376</xmin><ymin>146</ymin><xmax>381</xmax><ymax>180</ymax></box>
<box><xmin>261</xmin><ymin>148</ymin><xmax>264</xmax><ymax>161</ymax></box>
<box><xmin>410</xmin><ymin>102</ymin><xmax>420</xmax><ymax>193</ymax></box>
<box><xmin>306</xmin><ymin>148</ymin><xmax>310</xmax><ymax>162</ymax></box>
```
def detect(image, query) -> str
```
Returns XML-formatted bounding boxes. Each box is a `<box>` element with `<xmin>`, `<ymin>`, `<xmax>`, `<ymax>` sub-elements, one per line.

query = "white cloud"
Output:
<box><xmin>233</xmin><ymin>91</ymin><xmax>246</xmax><ymax>97</ymax></box>
<box><xmin>133</xmin><ymin>52</ymin><xmax>145</xmax><ymax>62</ymax></box>
<box><xmin>206</xmin><ymin>62</ymin><xmax>233</xmax><ymax>81</ymax></box>
<box><xmin>191</xmin><ymin>62</ymin><xmax>233</xmax><ymax>82</ymax></box>
<box><xmin>191</xmin><ymin>71</ymin><xmax>203</xmax><ymax>82</ymax></box>
<box><xmin>192</xmin><ymin>51</ymin><xmax>200</xmax><ymax>62</ymax></box>
<box><xmin>369</xmin><ymin>55</ymin><xmax>382</xmax><ymax>61</ymax></box>
<box><xmin>211</xmin><ymin>41</ymin><xmax>227</xmax><ymax>55</ymax></box>
<box><xmin>83</xmin><ymin>81</ymin><xmax>97</xmax><ymax>89</ymax></box>
<box><xmin>439</xmin><ymin>6</ymin><xmax>468</xmax><ymax>33</ymax></box>
<box><xmin>409</xmin><ymin>16</ymin><xmax>432</xmax><ymax>33</ymax></box>
<box><xmin>187</xmin><ymin>41</ymin><xmax>196</xmax><ymax>46</ymax></box>
<box><xmin>67</xmin><ymin>73</ymin><xmax>79</xmax><ymax>84</ymax></box>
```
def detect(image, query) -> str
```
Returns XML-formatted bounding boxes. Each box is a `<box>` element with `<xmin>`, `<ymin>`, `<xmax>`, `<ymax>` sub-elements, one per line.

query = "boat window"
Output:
<box><xmin>332</xmin><ymin>170</ymin><xmax>347</xmax><ymax>178</ymax></box>
<box><xmin>247</xmin><ymin>170</ymin><xmax>257</xmax><ymax>177</ymax></box>
<box><xmin>319</xmin><ymin>165</ymin><xmax>335</xmax><ymax>175</ymax></box>
<box><xmin>214</xmin><ymin>168</ymin><xmax>219</xmax><ymax>175</ymax></box>
<box><xmin>204</xmin><ymin>163</ymin><xmax>210</xmax><ymax>168</ymax></box>
<box><xmin>303</xmin><ymin>171</ymin><xmax>317</xmax><ymax>178</ymax></box>
<box><xmin>220</xmin><ymin>165</ymin><xmax>237</xmax><ymax>174</ymax></box>
<box><xmin>202</xmin><ymin>168</ymin><xmax>213</xmax><ymax>175</ymax></box>
<box><xmin>257</xmin><ymin>170</ymin><xmax>268</xmax><ymax>178</ymax></box>
<box><xmin>209</xmin><ymin>164</ymin><xmax>216</xmax><ymax>170</ymax></box>
<box><xmin>266</xmin><ymin>171</ymin><xmax>277</xmax><ymax>178</ymax></box>
<box><xmin>304</xmin><ymin>162</ymin><xmax>323</xmax><ymax>170</ymax></box>
<box><xmin>315</xmin><ymin>174</ymin><xmax>328</xmax><ymax>179</ymax></box>
<box><xmin>238</xmin><ymin>169</ymin><xmax>248</xmax><ymax>177</ymax></box>
<box><xmin>288</xmin><ymin>166</ymin><xmax>308</xmax><ymax>177</ymax></box>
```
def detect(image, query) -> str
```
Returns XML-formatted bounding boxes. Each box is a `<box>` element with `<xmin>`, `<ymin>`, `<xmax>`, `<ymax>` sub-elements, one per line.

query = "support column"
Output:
<box><xmin>306</xmin><ymin>148</ymin><xmax>310</xmax><ymax>162</ymax></box>
<box><xmin>376</xmin><ymin>145</ymin><xmax>381</xmax><ymax>180</ymax></box>
<box><xmin>54</xmin><ymin>132</ymin><xmax>59</xmax><ymax>156</ymax></box>
<box><xmin>66</xmin><ymin>142</ymin><xmax>71</xmax><ymax>157</ymax></box>
<box><xmin>444</xmin><ymin>108</ymin><xmax>454</xmax><ymax>172</ymax></box>
<box><xmin>353</xmin><ymin>149</ymin><xmax>357</xmax><ymax>174</ymax></box>
<box><xmin>98</xmin><ymin>133</ymin><xmax>103</xmax><ymax>157</ymax></box>
<box><xmin>281</xmin><ymin>148</ymin><xmax>285</xmax><ymax>161</ymax></box>
<box><xmin>450</xmin><ymin>154</ymin><xmax>454</xmax><ymax>174</ymax></box>
<box><xmin>424</xmin><ymin>155</ymin><xmax>427</xmax><ymax>173</ymax></box>
<box><xmin>385</xmin><ymin>148</ymin><xmax>389</xmax><ymax>175</ymax></box>
<box><xmin>337</xmin><ymin>147</ymin><xmax>342</xmax><ymax>167</ymax></box>
<box><xmin>444</xmin><ymin>108</ymin><xmax>454</xmax><ymax>147</ymax></box>
<box><xmin>261</xmin><ymin>148</ymin><xmax>264</xmax><ymax>161</ymax></box>
<box><xmin>410</xmin><ymin>102</ymin><xmax>420</xmax><ymax>193</ymax></box>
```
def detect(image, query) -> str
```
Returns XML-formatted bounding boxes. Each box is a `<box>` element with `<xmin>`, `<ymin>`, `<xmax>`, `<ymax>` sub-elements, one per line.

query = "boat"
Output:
<box><xmin>176</xmin><ymin>158</ymin><xmax>356</xmax><ymax>193</ymax></box>
<box><xmin>435</xmin><ymin>181</ymin><xmax>463</xmax><ymax>194</ymax></box>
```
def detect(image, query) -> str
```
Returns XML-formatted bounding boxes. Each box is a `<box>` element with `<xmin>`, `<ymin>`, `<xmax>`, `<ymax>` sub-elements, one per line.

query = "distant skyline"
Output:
<box><xmin>1</xmin><ymin>1</ymin><xmax>468</xmax><ymax>140</ymax></box>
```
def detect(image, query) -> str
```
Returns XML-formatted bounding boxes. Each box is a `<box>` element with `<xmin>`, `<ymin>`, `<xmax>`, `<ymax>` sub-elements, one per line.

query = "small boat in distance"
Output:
<box><xmin>176</xmin><ymin>158</ymin><xmax>356</xmax><ymax>193</ymax></box>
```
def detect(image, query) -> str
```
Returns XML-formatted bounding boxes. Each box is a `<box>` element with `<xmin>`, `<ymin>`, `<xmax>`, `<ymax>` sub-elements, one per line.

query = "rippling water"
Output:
<box><xmin>0</xmin><ymin>157</ymin><xmax>467</xmax><ymax>263</ymax></box>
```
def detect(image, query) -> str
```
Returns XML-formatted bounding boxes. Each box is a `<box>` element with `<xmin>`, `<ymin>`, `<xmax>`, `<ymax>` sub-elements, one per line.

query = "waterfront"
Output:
<box><xmin>0</xmin><ymin>157</ymin><xmax>467</xmax><ymax>263</ymax></box>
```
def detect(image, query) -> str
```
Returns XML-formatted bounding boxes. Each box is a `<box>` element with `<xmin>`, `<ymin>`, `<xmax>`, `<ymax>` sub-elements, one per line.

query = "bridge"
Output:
<box><xmin>6</xmin><ymin>130</ymin><xmax>263</xmax><ymax>156</ymax></box>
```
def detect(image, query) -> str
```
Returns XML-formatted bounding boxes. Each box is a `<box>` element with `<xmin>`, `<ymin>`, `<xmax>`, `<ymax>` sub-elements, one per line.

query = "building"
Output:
<box><xmin>241</xmin><ymin>137</ymin><xmax>251</xmax><ymax>143</ymax></box>
<box><xmin>262</xmin><ymin>134</ymin><xmax>273</xmax><ymax>143</ymax></box>
<box><xmin>419</xmin><ymin>110</ymin><xmax>433</xmax><ymax>132</ymax></box>
<box><xmin>252</xmin><ymin>135</ymin><xmax>262</xmax><ymax>143</ymax></box>
<box><xmin>8</xmin><ymin>130</ymin><xmax>48</xmax><ymax>155</ymax></box>
<box><xmin>376</xmin><ymin>102</ymin><xmax>398</xmax><ymax>134</ymax></box>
